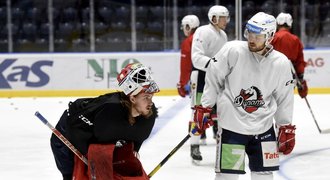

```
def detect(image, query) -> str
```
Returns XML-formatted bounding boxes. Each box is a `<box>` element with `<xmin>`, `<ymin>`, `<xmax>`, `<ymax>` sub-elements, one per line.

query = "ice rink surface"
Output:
<box><xmin>1</xmin><ymin>94</ymin><xmax>330</xmax><ymax>180</ymax></box>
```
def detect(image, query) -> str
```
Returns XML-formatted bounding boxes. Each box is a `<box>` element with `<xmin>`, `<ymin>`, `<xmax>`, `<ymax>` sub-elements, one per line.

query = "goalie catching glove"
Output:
<box><xmin>278</xmin><ymin>124</ymin><xmax>296</xmax><ymax>155</ymax></box>
<box><xmin>191</xmin><ymin>105</ymin><xmax>214</xmax><ymax>135</ymax></box>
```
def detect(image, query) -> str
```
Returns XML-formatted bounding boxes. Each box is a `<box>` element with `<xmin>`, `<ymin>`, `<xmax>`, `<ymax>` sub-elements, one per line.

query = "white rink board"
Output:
<box><xmin>0</xmin><ymin>49</ymin><xmax>329</xmax><ymax>92</ymax></box>
<box><xmin>0</xmin><ymin>52</ymin><xmax>180</xmax><ymax>90</ymax></box>
<box><xmin>304</xmin><ymin>50</ymin><xmax>330</xmax><ymax>87</ymax></box>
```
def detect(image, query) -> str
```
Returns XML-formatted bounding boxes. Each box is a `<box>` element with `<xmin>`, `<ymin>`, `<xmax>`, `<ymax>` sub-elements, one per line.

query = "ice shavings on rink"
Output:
<box><xmin>0</xmin><ymin>95</ymin><xmax>330</xmax><ymax>179</ymax></box>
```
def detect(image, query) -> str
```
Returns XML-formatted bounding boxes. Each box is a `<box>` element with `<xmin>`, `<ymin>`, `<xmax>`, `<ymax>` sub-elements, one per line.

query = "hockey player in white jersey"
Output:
<box><xmin>189</xmin><ymin>5</ymin><xmax>230</xmax><ymax>162</ymax></box>
<box><xmin>192</xmin><ymin>12</ymin><xmax>296</xmax><ymax>180</ymax></box>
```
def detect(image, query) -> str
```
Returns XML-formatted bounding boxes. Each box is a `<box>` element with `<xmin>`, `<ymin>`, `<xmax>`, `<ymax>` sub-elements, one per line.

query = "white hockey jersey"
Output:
<box><xmin>201</xmin><ymin>41</ymin><xmax>295</xmax><ymax>135</ymax></box>
<box><xmin>191</xmin><ymin>24</ymin><xmax>227</xmax><ymax>71</ymax></box>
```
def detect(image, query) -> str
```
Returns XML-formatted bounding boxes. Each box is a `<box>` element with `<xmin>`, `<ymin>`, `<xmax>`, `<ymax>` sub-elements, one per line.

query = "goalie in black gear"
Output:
<box><xmin>50</xmin><ymin>63</ymin><xmax>160</xmax><ymax>180</ymax></box>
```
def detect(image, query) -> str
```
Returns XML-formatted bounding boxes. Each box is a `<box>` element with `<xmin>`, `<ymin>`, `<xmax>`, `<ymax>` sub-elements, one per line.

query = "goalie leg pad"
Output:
<box><xmin>72</xmin><ymin>155</ymin><xmax>89</xmax><ymax>180</ymax></box>
<box><xmin>113</xmin><ymin>142</ymin><xmax>143</xmax><ymax>177</ymax></box>
<box><xmin>87</xmin><ymin>144</ymin><xmax>115</xmax><ymax>180</ymax></box>
<box><xmin>113</xmin><ymin>142</ymin><xmax>149</xmax><ymax>179</ymax></box>
<box><xmin>73</xmin><ymin>143</ymin><xmax>149</xmax><ymax>180</ymax></box>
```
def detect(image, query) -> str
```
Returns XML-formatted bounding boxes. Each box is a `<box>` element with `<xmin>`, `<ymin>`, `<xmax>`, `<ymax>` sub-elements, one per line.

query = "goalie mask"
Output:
<box><xmin>117</xmin><ymin>63</ymin><xmax>160</xmax><ymax>96</ymax></box>
<box><xmin>244</xmin><ymin>12</ymin><xmax>276</xmax><ymax>47</ymax></box>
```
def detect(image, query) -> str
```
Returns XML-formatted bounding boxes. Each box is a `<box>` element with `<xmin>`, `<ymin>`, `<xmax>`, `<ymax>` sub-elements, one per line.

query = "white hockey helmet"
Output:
<box><xmin>208</xmin><ymin>5</ymin><xmax>230</xmax><ymax>24</ymax></box>
<box><xmin>181</xmin><ymin>15</ymin><xmax>200</xmax><ymax>29</ymax></box>
<box><xmin>117</xmin><ymin>63</ymin><xmax>160</xmax><ymax>96</ymax></box>
<box><xmin>276</xmin><ymin>12</ymin><xmax>293</xmax><ymax>27</ymax></box>
<box><xmin>244</xmin><ymin>12</ymin><xmax>276</xmax><ymax>42</ymax></box>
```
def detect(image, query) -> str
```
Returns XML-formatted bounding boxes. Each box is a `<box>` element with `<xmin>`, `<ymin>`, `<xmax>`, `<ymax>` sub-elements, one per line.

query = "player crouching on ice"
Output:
<box><xmin>191</xmin><ymin>12</ymin><xmax>296</xmax><ymax>180</ymax></box>
<box><xmin>50</xmin><ymin>63</ymin><xmax>160</xmax><ymax>180</ymax></box>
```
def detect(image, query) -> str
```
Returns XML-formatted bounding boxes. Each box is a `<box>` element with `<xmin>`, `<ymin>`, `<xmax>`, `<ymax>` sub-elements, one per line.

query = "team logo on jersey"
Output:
<box><xmin>234</xmin><ymin>86</ymin><xmax>265</xmax><ymax>113</ymax></box>
<box><xmin>78</xmin><ymin>115</ymin><xmax>93</xmax><ymax>126</ymax></box>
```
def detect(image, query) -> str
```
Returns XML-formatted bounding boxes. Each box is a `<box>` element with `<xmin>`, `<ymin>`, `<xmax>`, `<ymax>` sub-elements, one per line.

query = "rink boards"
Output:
<box><xmin>0</xmin><ymin>50</ymin><xmax>329</xmax><ymax>97</ymax></box>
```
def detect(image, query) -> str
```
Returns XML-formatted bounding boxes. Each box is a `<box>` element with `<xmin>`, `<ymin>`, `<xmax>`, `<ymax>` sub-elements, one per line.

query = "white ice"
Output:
<box><xmin>0</xmin><ymin>95</ymin><xmax>330</xmax><ymax>180</ymax></box>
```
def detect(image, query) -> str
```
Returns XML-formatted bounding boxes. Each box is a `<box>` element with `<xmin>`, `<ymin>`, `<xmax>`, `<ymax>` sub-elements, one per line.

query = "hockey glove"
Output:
<box><xmin>192</xmin><ymin>105</ymin><xmax>213</xmax><ymax>134</ymax></box>
<box><xmin>177</xmin><ymin>83</ymin><xmax>189</xmax><ymax>97</ymax></box>
<box><xmin>278</xmin><ymin>124</ymin><xmax>296</xmax><ymax>155</ymax></box>
<box><xmin>297</xmin><ymin>79</ymin><xmax>308</xmax><ymax>98</ymax></box>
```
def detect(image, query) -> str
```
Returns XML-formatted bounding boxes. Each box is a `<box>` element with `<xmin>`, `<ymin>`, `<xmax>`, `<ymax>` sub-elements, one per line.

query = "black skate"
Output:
<box><xmin>191</xmin><ymin>145</ymin><xmax>202</xmax><ymax>164</ymax></box>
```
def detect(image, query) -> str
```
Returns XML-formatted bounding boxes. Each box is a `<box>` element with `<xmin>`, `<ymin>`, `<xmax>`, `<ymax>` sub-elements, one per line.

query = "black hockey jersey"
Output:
<box><xmin>50</xmin><ymin>92</ymin><xmax>158</xmax><ymax>179</ymax></box>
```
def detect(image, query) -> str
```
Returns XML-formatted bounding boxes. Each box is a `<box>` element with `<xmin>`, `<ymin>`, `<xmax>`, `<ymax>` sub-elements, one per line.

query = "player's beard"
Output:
<box><xmin>248</xmin><ymin>42</ymin><xmax>266</xmax><ymax>53</ymax></box>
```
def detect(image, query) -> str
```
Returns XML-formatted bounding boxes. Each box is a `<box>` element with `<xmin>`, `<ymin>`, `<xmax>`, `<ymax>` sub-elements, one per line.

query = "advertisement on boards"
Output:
<box><xmin>0</xmin><ymin>53</ymin><xmax>180</xmax><ymax>91</ymax></box>
<box><xmin>0</xmin><ymin>50</ymin><xmax>329</xmax><ymax>96</ymax></box>
<box><xmin>304</xmin><ymin>50</ymin><xmax>330</xmax><ymax>87</ymax></box>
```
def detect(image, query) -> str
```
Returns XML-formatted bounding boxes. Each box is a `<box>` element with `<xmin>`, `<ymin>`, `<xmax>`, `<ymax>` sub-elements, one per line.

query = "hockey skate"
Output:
<box><xmin>191</xmin><ymin>145</ymin><xmax>202</xmax><ymax>164</ymax></box>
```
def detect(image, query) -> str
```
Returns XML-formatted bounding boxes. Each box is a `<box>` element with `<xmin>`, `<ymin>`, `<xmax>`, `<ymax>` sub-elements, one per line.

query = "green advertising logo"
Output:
<box><xmin>86</xmin><ymin>58</ymin><xmax>140</xmax><ymax>87</ymax></box>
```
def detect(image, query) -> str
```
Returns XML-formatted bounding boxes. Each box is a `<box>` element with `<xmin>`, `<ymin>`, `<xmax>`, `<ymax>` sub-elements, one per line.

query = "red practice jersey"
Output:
<box><xmin>272</xmin><ymin>29</ymin><xmax>306</xmax><ymax>75</ymax></box>
<box><xmin>179</xmin><ymin>33</ymin><xmax>194</xmax><ymax>86</ymax></box>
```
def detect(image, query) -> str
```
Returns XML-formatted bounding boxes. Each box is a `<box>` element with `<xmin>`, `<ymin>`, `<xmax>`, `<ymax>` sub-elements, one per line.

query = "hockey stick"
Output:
<box><xmin>302</xmin><ymin>97</ymin><xmax>322</xmax><ymax>133</ymax></box>
<box><xmin>289</xmin><ymin>63</ymin><xmax>330</xmax><ymax>134</ymax></box>
<box><xmin>303</xmin><ymin>98</ymin><xmax>330</xmax><ymax>134</ymax></box>
<box><xmin>35</xmin><ymin>111</ymin><xmax>88</xmax><ymax>165</ymax></box>
<box><xmin>148</xmin><ymin>134</ymin><xmax>191</xmax><ymax>178</ymax></box>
